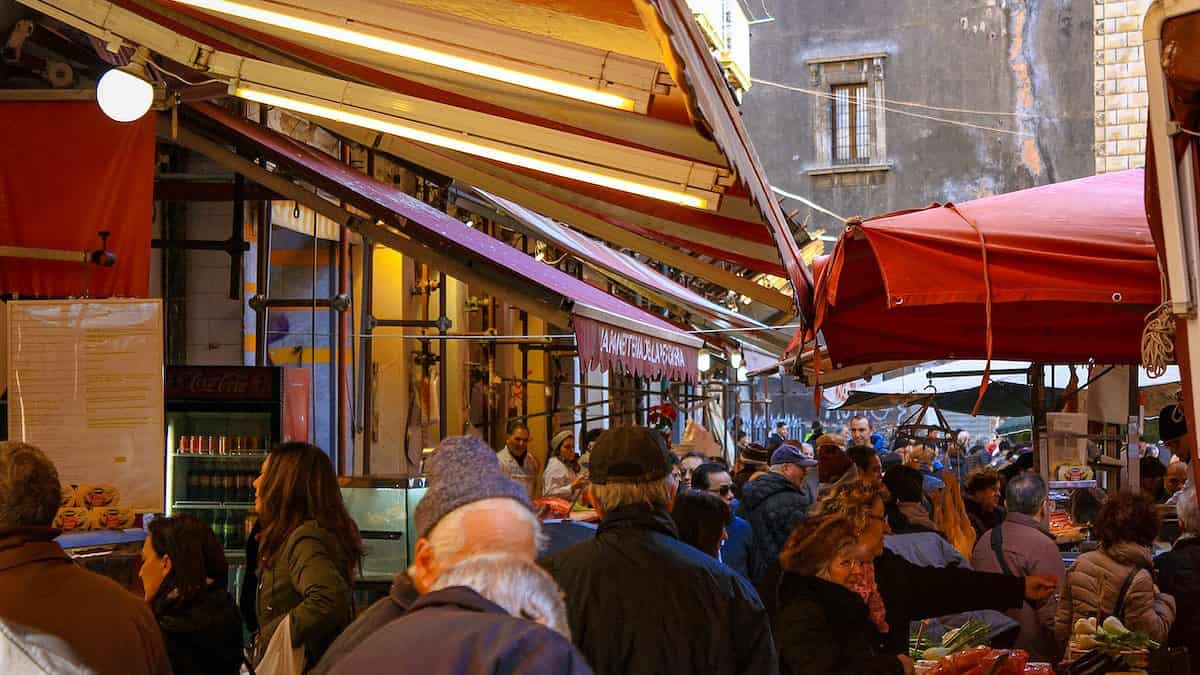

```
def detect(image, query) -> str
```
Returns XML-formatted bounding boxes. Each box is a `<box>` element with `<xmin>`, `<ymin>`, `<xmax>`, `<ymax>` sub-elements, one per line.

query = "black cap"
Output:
<box><xmin>589</xmin><ymin>427</ymin><xmax>672</xmax><ymax>485</ymax></box>
<box><xmin>1160</xmin><ymin>404</ymin><xmax>1188</xmax><ymax>442</ymax></box>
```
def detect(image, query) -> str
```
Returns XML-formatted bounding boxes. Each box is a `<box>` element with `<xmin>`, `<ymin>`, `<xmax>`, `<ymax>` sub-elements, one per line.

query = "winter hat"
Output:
<box><xmin>414</xmin><ymin>436</ymin><xmax>533</xmax><ymax>539</ymax></box>
<box><xmin>1160</xmin><ymin>404</ymin><xmax>1188</xmax><ymax>442</ymax></box>
<box><xmin>588</xmin><ymin>427</ymin><xmax>672</xmax><ymax>485</ymax></box>
<box><xmin>551</xmin><ymin>430</ymin><xmax>575</xmax><ymax>456</ymax></box>
<box><xmin>739</xmin><ymin>444</ymin><xmax>771</xmax><ymax>467</ymax></box>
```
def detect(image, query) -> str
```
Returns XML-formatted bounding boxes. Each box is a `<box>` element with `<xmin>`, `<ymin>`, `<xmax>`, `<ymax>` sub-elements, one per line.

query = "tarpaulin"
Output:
<box><xmin>0</xmin><ymin>102</ymin><xmax>153</xmax><ymax>298</ymax></box>
<box><xmin>801</xmin><ymin>170</ymin><xmax>1160</xmax><ymax>369</ymax></box>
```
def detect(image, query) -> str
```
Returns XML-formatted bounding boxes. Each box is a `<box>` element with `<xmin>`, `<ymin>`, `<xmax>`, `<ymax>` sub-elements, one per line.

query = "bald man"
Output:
<box><xmin>1167</xmin><ymin>461</ymin><xmax>1189</xmax><ymax>501</ymax></box>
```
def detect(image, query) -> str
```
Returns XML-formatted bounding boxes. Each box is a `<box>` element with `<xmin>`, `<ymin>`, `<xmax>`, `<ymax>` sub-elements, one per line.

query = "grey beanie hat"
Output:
<box><xmin>551</xmin><ymin>430</ymin><xmax>575</xmax><ymax>455</ymax></box>
<box><xmin>413</xmin><ymin>436</ymin><xmax>533</xmax><ymax>539</ymax></box>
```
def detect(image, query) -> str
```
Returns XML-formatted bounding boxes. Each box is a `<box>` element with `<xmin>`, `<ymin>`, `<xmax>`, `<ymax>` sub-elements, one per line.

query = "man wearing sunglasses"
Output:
<box><xmin>693</xmin><ymin>463</ymin><xmax>755</xmax><ymax>581</ymax></box>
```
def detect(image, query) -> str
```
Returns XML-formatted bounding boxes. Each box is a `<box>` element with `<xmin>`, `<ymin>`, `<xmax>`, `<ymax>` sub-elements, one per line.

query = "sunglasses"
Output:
<box><xmin>708</xmin><ymin>485</ymin><xmax>733</xmax><ymax>497</ymax></box>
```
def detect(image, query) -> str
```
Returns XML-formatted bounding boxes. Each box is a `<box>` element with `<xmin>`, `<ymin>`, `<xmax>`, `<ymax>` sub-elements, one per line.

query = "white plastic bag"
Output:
<box><xmin>256</xmin><ymin>615</ymin><xmax>305</xmax><ymax>675</ymax></box>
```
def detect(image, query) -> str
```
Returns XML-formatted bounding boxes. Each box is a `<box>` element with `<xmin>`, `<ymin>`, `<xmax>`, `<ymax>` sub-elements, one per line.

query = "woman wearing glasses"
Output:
<box><xmin>773</xmin><ymin>514</ymin><xmax>912</xmax><ymax>674</ymax></box>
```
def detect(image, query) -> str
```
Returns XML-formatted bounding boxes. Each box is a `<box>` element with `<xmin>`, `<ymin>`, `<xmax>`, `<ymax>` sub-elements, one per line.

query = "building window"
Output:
<box><xmin>806</xmin><ymin>53</ymin><xmax>889</xmax><ymax>175</ymax></box>
<box><xmin>832</xmin><ymin>84</ymin><xmax>871</xmax><ymax>164</ymax></box>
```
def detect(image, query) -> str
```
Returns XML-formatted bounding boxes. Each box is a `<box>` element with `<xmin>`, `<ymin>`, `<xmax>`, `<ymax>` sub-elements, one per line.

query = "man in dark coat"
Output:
<box><xmin>693</xmin><ymin>462</ymin><xmax>755</xmax><ymax>580</ymax></box>
<box><xmin>313</xmin><ymin>437</ymin><xmax>540</xmax><ymax>675</ymax></box>
<box><xmin>1156</xmin><ymin>484</ymin><xmax>1200</xmax><ymax>675</ymax></box>
<box><xmin>542</xmin><ymin>427</ymin><xmax>777</xmax><ymax>675</ymax></box>
<box><xmin>737</xmin><ymin>444</ymin><xmax>817</xmax><ymax>583</ymax></box>
<box><xmin>326</xmin><ymin>569</ymin><xmax>591</xmax><ymax>675</ymax></box>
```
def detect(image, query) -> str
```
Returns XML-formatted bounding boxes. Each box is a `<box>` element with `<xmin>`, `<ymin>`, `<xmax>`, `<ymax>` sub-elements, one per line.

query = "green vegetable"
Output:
<box><xmin>940</xmin><ymin>619</ymin><xmax>991</xmax><ymax>654</ymax></box>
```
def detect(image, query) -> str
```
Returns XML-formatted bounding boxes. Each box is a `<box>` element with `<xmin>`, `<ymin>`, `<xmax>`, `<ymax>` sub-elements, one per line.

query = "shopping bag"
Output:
<box><xmin>256</xmin><ymin>615</ymin><xmax>305</xmax><ymax>675</ymax></box>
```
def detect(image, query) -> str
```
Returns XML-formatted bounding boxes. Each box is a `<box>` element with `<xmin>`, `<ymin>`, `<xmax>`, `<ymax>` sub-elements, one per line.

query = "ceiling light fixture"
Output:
<box><xmin>171</xmin><ymin>0</ymin><xmax>662</xmax><ymax>112</ymax></box>
<box><xmin>96</xmin><ymin>47</ymin><xmax>154</xmax><ymax>122</ymax></box>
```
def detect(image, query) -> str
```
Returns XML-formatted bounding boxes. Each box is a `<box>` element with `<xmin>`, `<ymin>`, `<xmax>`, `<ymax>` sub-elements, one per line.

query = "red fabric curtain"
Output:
<box><xmin>0</xmin><ymin>102</ymin><xmax>154</xmax><ymax>298</ymax></box>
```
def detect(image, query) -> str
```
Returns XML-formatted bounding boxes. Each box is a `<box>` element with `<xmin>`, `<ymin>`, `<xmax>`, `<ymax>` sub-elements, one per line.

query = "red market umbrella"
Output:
<box><xmin>795</xmin><ymin>170</ymin><xmax>1160</xmax><ymax>374</ymax></box>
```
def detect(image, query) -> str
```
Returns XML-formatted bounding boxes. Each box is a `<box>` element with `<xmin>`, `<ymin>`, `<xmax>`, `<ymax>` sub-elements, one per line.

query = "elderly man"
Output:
<box><xmin>1167</xmin><ymin>461</ymin><xmax>1189</xmax><ymax>500</ymax></box>
<box><xmin>0</xmin><ymin>442</ymin><xmax>170</xmax><ymax>675</ymax></box>
<box><xmin>498</xmin><ymin>420</ymin><xmax>543</xmax><ymax>499</ymax></box>
<box><xmin>738</xmin><ymin>444</ymin><xmax>818</xmax><ymax>584</ymax></box>
<box><xmin>327</xmin><ymin>555</ymin><xmax>591</xmax><ymax>675</ymax></box>
<box><xmin>970</xmin><ymin>473</ymin><xmax>1065</xmax><ymax>663</ymax></box>
<box><xmin>314</xmin><ymin>436</ymin><xmax>541</xmax><ymax>675</ymax></box>
<box><xmin>543</xmin><ymin>427</ymin><xmax>777</xmax><ymax>675</ymax></box>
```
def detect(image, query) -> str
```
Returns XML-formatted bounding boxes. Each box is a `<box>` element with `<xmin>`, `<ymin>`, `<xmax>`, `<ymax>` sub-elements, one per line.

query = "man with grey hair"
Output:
<box><xmin>1157</xmin><ymin>485</ymin><xmax>1200</xmax><ymax>673</ymax></box>
<box><xmin>327</xmin><ymin>554</ymin><xmax>590</xmax><ymax>674</ymax></box>
<box><xmin>542</xmin><ymin>427</ymin><xmax>777</xmax><ymax>675</ymax></box>
<box><xmin>0</xmin><ymin>442</ymin><xmax>170</xmax><ymax>675</ymax></box>
<box><xmin>314</xmin><ymin>436</ymin><xmax>542</xmax><ymax>675</ymax></box>
<box><xmin>970</xmin><ymin>473</ymin><xmax>1065</xmax><ymax>662</ymax></box>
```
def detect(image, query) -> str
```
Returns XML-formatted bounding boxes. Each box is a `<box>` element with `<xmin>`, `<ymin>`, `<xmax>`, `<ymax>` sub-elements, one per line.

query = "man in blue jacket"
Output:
<box><xmin>692</xmin><ymin>462</ymin><xmax>755</xmax><ymax>580</ymax></box>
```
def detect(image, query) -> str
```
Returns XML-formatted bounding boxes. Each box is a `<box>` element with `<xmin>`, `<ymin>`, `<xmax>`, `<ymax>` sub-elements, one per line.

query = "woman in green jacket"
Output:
<box><xmin>252</xmin><ymin>442</ymin><xmax>363</xmax><ymax>671</ymax></box>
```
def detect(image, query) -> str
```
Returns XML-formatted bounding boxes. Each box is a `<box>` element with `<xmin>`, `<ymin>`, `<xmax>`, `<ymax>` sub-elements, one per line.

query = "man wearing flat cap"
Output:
<box><xmin>541</xmin><ymin>426</ymin><xmax>778</xmax><ymax>675</ymax></box>
<box><xmin>1161</xmin><ymin>403</ymin><xmax>1196</xmax><ymax>506</ymax></box>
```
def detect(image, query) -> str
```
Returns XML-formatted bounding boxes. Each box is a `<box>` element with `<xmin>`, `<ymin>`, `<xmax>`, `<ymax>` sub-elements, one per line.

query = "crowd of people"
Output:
<box><xmin>0</xmin><ymin>404</ymin><xmax>1197</xmax><ymax>674</ymax></box>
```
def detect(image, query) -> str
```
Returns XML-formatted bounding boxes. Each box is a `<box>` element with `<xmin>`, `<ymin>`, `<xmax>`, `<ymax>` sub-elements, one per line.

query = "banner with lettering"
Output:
<box><xmin>574</xmin><ymin>314</ymin><xmax>699</xmax><ymax>384</ymax></box>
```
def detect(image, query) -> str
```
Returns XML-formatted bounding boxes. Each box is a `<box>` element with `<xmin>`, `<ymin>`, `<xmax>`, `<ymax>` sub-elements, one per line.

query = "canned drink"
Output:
<box><xmin>218</xmin><ymin>436</ymin><xmax>228</xmax><ymax>456</ymax></box>
<box><xmin>179</xmin><ymin>436</ymin><xmax>192</xmax><ymax>454</ymax></box>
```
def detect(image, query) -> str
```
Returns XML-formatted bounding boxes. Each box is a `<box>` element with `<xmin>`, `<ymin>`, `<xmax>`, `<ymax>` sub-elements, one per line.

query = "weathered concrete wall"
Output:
<box><xmin>743</xmin><ymin>0</ymin><xmax>1095</xmax><ymax>233</ymax></box>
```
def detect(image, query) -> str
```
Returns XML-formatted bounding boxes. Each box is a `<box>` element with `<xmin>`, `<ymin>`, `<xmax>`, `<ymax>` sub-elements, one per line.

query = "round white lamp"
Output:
<box><xmin>97</xmin><ymin>66</ymin><xmax>154</xmax><ymax>123</ymax></box>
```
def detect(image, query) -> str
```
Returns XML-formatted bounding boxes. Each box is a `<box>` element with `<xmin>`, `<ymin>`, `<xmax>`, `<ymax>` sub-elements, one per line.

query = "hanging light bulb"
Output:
<box><xmin>729</xmin><ymin>347</ymin><xmax>743</xmax><ymax>370</ymax></box>
<box><xmin>737</xmin><ymin>365</ymin><xmax>748</xmax><ymax>381</ymax></box>
<box><xmin>697</xmin><ymin>350</ymin><xmax>711</xmax><ymax>372</ymax></box>
<box><xmin>96</xmin><ymin>48</ymin><xmax>154</xmax><ymax>123</ymax></box>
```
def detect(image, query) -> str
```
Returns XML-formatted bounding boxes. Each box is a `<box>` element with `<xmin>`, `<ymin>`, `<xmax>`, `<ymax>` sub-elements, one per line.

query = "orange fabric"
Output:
<box><xmin>0</xmin><ymin>102</ymin><xmax>153</xmax><ymax>297</ymax></box>
<box><xmin>806</xmin><ymin>170</ymin><xmax>1159</xmax><ymax>369</ymax></box>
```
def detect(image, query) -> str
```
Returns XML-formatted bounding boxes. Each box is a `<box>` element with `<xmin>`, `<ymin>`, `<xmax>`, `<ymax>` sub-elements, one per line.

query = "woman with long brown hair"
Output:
<box><xmin>252</xmin><ymin>442</ymin><xmax>363</xmax><ymax>671</ymax></box>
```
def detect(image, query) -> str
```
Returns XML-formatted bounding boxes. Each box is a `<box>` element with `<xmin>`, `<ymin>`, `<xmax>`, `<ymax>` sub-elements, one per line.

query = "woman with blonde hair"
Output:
<box><xmin>774</xmin><ymin>514</ymin><xmax>911</xmax><ymax>674</ymax></box>
<box><xmin>802</xmin><ymin>480</ymin><xmax>1057</xmax><ymax>656</ymax></box>
<box><xmin>252</xmin><ymin>442</ymin><xmax>364</xmax><ymax>671</ymax></box>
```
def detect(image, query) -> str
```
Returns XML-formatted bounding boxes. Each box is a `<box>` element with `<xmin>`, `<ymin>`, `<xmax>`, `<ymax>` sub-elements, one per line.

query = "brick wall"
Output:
<box><xmin>1094</xmin><ymin>0</ymin><xmax>1151</xmax><ymax>173</ymax></box>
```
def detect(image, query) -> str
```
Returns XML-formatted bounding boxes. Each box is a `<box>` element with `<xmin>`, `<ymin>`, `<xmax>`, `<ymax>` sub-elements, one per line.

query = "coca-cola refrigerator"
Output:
<box><xmin>163</xmin><ymin>366</ymin><xmax>309</xmax><ymax>561</ymax></box>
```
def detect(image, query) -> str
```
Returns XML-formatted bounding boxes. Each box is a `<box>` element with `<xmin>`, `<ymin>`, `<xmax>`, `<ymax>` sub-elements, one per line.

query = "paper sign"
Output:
<box><xmin>6</xmin><ymin>300</ymin><xmax>164</xmax><ymax>512</ymax></box>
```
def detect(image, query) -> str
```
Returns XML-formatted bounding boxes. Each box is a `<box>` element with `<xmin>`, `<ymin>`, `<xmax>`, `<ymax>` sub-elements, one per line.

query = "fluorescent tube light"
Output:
<box><xmin>174</xmin><ymin>0</ymin><xmax>644</xmax><ymax>111</ymax></box>
<box><xmin>234</xmin><ymin>85</ymin><xmax>710</xmax><ymax>209</ymax></box>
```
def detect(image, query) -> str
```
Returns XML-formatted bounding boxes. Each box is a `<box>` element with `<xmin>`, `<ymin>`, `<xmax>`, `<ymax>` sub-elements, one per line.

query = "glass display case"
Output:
<box><xmin>340</xmin><ymin>476</ymin><xmax>428</xmax><ymax>583</ymax></box>
<box><xmin>164</xmin><ymin>365</ymin><xmax>309</xmax><ymax>601</ymax></box>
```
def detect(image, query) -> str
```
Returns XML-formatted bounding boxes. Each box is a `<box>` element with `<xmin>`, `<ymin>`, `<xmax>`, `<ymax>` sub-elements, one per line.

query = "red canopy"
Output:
<box><xmin>798</xmin><ymin>170</ymin><xmax>1160</xmax><ymax>369</ymax></box>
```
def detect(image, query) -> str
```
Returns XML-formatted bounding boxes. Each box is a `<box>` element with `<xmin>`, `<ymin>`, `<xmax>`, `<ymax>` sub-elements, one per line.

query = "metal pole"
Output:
<box><xmin>359</xmin><ymin>238</ymin><xmax>375</xmax><ymax>473</ymax></box>
<box><xmin>254</xmin><ymin>196</ymin><xmax>272</xmax><ymax>366</ymax></box>
<box><xmin>438</xmin><ymin>272</ymin><xmax>448</xmax><ymax>441</ymax></box>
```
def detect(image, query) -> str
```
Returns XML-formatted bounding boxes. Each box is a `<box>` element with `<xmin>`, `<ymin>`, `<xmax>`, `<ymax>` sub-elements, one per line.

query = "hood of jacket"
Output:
<box><xmin>740</xmin><ymin>472</ymin><xmax>802</xmax><ymax>511</ymax></box>
<box><xmin>157</xmin><ymin>583</ymin><xmax>241</xmax><ymax>636</ymax></box>
<box><xmin>1103</xmin><ymin>541</ymin><xmax>1155</xmax><ymax>569</ymax></box>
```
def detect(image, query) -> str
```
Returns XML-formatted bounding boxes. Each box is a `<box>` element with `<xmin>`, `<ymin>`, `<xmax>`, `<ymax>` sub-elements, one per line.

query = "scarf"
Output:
<box><xmin>851</xmin><ymin>560</ymin><xmax>889</xmax><ymax>634</ymax></box>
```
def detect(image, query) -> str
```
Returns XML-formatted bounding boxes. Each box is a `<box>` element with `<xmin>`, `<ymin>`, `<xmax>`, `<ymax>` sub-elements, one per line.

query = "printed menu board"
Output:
<box><xmin>6</xmin><ymin>300</ymin><xmax>164</xmax><ymax>512</ymax></box>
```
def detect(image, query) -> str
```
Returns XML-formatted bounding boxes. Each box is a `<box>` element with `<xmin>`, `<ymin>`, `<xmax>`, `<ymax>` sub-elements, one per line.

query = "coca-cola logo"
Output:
<box><xmin>167</xmin><ymin>368</ymin><xmax>273</xmax><ymax>398</ymax></box>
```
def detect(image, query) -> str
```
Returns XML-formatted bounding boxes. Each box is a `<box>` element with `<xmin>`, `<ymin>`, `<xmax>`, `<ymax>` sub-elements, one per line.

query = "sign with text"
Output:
<box><xmin>574</xmin><ymin>314</ymin><xmax>698</xmax><ymax>383</ymax></box>
<box><xmin>6</xmin><ymin>300</ymin><xmax>164</xmax><ymax>512</ymax></box>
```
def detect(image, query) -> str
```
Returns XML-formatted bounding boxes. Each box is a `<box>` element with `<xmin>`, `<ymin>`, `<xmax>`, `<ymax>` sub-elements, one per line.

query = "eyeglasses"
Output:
<box><xmin>708</xmin><ymin>485</ymin><xmax>733</xmax><ymax>497</ymax></box>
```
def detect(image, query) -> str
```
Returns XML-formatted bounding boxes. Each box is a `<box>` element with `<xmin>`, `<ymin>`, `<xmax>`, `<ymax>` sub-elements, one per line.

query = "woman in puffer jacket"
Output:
<box><xmin>1054</xmin><ymin>492</ymin><xmax>1176</xmax><ymax>646</ymax></box>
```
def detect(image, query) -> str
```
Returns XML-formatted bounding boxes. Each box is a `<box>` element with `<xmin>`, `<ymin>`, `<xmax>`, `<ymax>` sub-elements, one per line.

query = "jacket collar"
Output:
<box><xmin>1005</xmin><ymin>512</ymin><xmax>1054</xmax><ymax>539</ymax></box>
<box><xmin>390</xmin><ymin>571</ymin><xmax>420</xmax><ymax>612</ymax></box>
<box><xmin>408</xmin><ymin>586</ymin><xmax>507</xmax><ymax>617</ymax></box>
<box><xmin>0</xmin><ymin>527</ymin><xmax>67</xmax><ymax>573</ymax></box>
<box><xmin>1104</xmin><ymin>541</ymin><xmax>1155</xmax><ymax>569</ymax></box>
<box><xmin>596</xmin><ymin>506</ymin><xmax>679</xmax><ymax>539</ymax></box>
<box><xmin>777</xmin><ymin>572</ymin><xmax>870</xmax><ymax>624</ymax></box>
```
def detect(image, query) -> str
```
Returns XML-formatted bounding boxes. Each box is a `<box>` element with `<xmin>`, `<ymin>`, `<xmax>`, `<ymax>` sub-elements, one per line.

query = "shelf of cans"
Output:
<box><xmin>177</xmin><ymin>434</ymin><xmax>270</xmax><ymax>456</ymax></box>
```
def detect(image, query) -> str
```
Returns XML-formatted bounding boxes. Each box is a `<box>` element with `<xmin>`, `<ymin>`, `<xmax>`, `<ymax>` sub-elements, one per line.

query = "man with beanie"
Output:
<box><xmin>541</xmin><ymin>427</ymin><xmax>777</xmax><ymax>675</ymax></box>
<box><xmin>313</xmin><ymin>436</ymin><xmax>542</xmax><ymax>675</ymax></box>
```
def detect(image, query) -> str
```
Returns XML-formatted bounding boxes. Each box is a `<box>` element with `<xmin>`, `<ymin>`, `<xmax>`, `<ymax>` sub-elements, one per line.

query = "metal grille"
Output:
<box><xmin>832</xmin><ymin>83</ymin><xmax>871</xmax><ymax>165</ymax></box>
